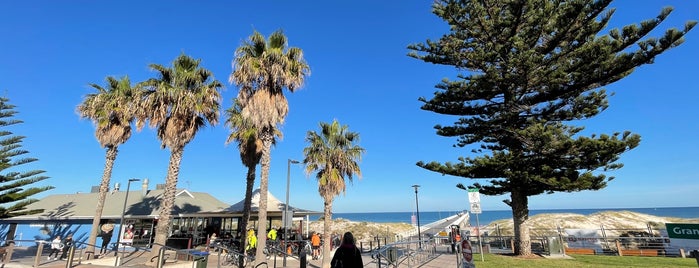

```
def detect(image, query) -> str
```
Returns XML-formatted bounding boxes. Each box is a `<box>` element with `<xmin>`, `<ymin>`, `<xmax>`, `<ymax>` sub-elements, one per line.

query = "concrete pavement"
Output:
<box><xmin>3</xmin><ymin>247</ymin><xmax>462</xmax><ymax>268</ymax></box>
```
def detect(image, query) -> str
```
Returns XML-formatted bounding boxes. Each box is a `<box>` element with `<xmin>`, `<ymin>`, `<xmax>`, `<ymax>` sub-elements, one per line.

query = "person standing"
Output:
<box><xmin>330</xmin><ymin>232</ymin><xmax>363</xmax><ymax>268</ymax></box>
<box><xmin>60</xmin><ymin>234</ymin><xmax>74</xmax><ymax>260</ymax></box>
<box><xmin>100</xmin><ymin>223</ymin><xmax>114</xmax><ymax>255</ymax></box>
<box><xmin>48</xmin><ymin>236</ymin><xmax>63</xmax><ymax>260</ymax></box>
<box><xmin>245</xmin><ymin>229</ymin><xmax>257</xmax><ymax>255</ymax></box>
<box><xmin>311</xmin><ymin>232</ymin><xmax>321</xmax><ymax>260</ymax></box>
<box><xmin>208</xmin><ymin>233</ymin><xmax>218</xmax><ymax>252</ymax></box>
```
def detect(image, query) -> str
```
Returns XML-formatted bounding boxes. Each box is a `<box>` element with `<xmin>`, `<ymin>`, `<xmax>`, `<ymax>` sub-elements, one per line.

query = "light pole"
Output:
<box><xmin>115</xmin><ymin>178</ymin><xmax>139</xmax><ymax>258</ymax></box>
<box><xmin>284</xmin><ymin>159</ymin><xmax>300</xmax><ymax>267</ymax></box>
<box><xmin>412</xmin><ymin>184</ymin><xmax>422</xmax><ymax>248</ymax></box>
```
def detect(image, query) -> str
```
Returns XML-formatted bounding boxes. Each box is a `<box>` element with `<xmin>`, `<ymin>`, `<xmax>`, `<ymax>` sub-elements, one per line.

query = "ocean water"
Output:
<box><xmin>311</xmin><ymin>207</ymin><xmax>699</xmax><ymax>226</ymax></box>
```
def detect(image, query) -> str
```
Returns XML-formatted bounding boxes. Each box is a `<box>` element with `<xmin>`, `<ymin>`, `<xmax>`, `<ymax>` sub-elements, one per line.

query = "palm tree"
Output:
<box><xmin>303</xmin><ymin>119</ymin><xmax>365</xmax><ymax>268</ymax></box>
<box><xmin>77</xmin><ymin>76</ymin><xmax>140</xmax><ymax>255</ymax></box>
<box><xmin>230</xmin><ymin>29</ymin><xmax>310</xmax><ymax>263</ymax></box>
<box><xmin>224</xmin><ymin>98</ymin><xmax>280</xmax><ymax>265</ymax></box>
<box><xmin>138</xmin><ymin>54</ymin><xmax>222</xmax><ymax>256</ymax></box>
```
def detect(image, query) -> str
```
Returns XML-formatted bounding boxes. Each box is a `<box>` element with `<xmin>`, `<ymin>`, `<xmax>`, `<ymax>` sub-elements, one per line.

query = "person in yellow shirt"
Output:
<box><xmin>245</xmin><ymin>229</ymin><xmax>257</xmax><ymax>254</ymax></box>
<box><xmin>267</xmin><ymin>227</ymin><xmax>278</xmax><ymax>241</ymax></box>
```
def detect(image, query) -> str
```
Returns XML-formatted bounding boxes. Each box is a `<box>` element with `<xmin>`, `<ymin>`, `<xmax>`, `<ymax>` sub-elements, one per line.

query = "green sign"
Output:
<box><xmin>666</xmin><ymin>223</ymin><xmax>699</xmax><ymax>239</ymax></box>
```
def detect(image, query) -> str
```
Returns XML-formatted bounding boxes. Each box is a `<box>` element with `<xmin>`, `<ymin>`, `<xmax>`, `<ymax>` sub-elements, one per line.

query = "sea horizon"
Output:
<box><xmin>316</xmin><ymin>206</ymin><xmax>699</xmax><ymax>226</ymax></box>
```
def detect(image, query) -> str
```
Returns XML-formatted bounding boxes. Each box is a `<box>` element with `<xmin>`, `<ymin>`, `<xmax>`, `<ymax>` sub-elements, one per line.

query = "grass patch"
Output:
<box><xmin>469</xmin><ymin>254</ymin><xmax>698</xmax><ymax>267</ymax></box>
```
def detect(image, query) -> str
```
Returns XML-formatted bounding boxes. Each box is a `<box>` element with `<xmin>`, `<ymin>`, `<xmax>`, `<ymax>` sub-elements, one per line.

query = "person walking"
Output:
<box><xmin>330</xmin><ymin>232</ymin><xmax>363</xmax><ymax>268</ymax></box>
<box><xmin>59</xmin><ymin>234</ymin><xmax>74</xmax><ymax>260</ymax></box>
<box><xmin>48</xmin><ymin>236</ymin><xmax>63</xmax><ymax>260</ymax></box>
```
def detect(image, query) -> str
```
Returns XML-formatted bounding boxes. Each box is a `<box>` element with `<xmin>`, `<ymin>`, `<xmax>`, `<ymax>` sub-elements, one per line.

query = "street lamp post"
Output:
<box><xmin>412</xmin><ymin>184</ymin><xmax>422</xmax><ymax>248</ymax></box>
<box><xmin>284</xmin><ymin>159</ymin><xmax>300</xmax><ymax>267</ymax></box>
<box><xmin>115</xmin><ymin>178</ymin><xmax>139</xmax><ymax>260</ymax></box>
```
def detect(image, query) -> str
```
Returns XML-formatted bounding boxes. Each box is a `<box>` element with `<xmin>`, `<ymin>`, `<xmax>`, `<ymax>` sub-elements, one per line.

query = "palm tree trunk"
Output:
<box><xmin>321</xmin><ymin>198</ymin><xmax>333</xmax><ymax>268</ymax></box>
<box><xmin>87</xmin><ymin>146</ymin><xmax>118</xmax><ymax>254</ymax></box>
<box><xmin>511</xmin><ymin>188</ymin><xmax>532</xmax><ymax>256</ymax></box>
<box><xmin>239</xmin><ymin>165</ymin><xmax>256</xmax><ymax>267</ymax></box>
<box><xmin>254</xmin><ymin>136</ymin><xmax>273</xmax><ymax>264</ymax></box>
<box><xmin>151</xmin><ymin>146</ymin><xmax>184</xmax><ymax>258</ymax></box>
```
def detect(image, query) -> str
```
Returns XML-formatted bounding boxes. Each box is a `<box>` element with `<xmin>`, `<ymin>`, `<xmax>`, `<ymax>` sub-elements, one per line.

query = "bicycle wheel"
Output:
<box><xmin>220</xmin><ymin>253</ymin><xmax>231</xmax><ymax>266</ymax></box>
<box><xmin>263</xmin><ymin>247</ymin><xmax>271</xmax><ymax>260</ymax></box>
<box><xmin>304</xmin><ymin>243</ymin><xmax>312</xmax><ymax>255</ymax></box>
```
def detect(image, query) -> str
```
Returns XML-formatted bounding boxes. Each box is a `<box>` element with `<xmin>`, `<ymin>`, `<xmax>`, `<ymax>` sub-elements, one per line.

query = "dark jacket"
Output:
<box><xmin>331</xmin><ymin>244</ymin><xmax>363</xmax><ymax>268</ymax></box>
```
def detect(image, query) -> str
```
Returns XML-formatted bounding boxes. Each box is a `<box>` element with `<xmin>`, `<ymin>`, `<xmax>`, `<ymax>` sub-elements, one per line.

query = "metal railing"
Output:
<box><xmin>368</xmin><ymin>237</ymin><xmax>437</xmax><ymax>268</ymax></box>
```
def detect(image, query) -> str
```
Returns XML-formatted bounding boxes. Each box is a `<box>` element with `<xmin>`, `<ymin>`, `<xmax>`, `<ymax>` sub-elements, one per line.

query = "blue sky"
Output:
<box><xmin>1</xmin><ymin>1</ymin><xmax>697</xmax><ymax>214</ymax></box>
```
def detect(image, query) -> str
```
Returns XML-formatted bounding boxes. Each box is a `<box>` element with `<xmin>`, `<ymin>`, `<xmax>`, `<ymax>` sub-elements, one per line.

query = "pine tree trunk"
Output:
<box><xmin>151</xmin><ymin>147</ymin><xmax>183</xmax><ymax>259</ymax></box>
<box><xmin>254</xmin><ymin>136</ymin><xmax>273</xmax><ymax>264</ymax></box>
<box><xmin>511</xmin><ymin>188</ymin><xmax>532</xmax><ymax>256</ymax></box>
<box><xmin>87</xmin><ymin>146</ymin><xmax>118</xmax><ymax>254</ymax></box>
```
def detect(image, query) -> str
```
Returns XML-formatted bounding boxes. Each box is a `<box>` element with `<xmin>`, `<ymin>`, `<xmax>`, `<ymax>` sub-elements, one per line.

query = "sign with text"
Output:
<box><xmin>661</xmin><ymin>225</ymin><xmax>699</xmax><ymax>252</ymax></box>
<box><xmin>666</xmin><ymin>223</ymin><xmax>699</xmax><ymax>239</ymax></box>
<box><xmin>467</xmin><ymin>188</ymin><xmax>480</xmax><ymax>204</ymax></box>
<box><xmin>469</xmin><ymin>202</ymin><xmax>482</xmax><ymax>214</ymax></box>
<box><xmin>467</xmin><ymin>188</ymin><xmax>482</xmax><ymax>214</ymax></box>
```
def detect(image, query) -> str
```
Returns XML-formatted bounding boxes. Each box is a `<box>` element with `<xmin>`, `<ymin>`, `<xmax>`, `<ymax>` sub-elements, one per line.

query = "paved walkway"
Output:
<box><xmin>3</xmin><ymin>247</ymin><xmax>461</xmax><ymax>268</ymax></box>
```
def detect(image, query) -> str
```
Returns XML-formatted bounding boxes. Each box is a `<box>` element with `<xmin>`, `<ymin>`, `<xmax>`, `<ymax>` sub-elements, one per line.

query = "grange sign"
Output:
<box><xmin>666</xmin><ymin>223</ymin><xmax>699</xmax><ymax>240</ymax></box>
<box><xmin>664</xmin><ymin>223</ymin><xmax>699</xmax><ymax>252</ymax></box>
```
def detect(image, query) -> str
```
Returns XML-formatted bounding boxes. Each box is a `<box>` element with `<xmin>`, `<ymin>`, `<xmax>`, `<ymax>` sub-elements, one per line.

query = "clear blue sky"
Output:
<box><xmin>1</xmin><ymin>1</ymin><xmax>697</xmax><ymax>214</ymax></box>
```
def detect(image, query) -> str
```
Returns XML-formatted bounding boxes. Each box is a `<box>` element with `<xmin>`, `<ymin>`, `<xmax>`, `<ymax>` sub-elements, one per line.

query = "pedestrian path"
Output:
<box><xmin>3</xmin><ymin>246</ymin><xmax>461</xmax><ymax>268</ymax></box>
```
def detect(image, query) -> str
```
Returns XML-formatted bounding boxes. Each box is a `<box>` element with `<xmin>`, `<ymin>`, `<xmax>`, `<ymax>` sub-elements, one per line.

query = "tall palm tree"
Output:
<box><xmin>224</xmin><ymin>98</ymin><xmax>280</xmax><ymax>265</ymax></box>
<box><xmin>303</xmin><ymin>119</ymin><xmax>365</xmax><ymax>268</ymax></box>
<box><xmin>77</xmin><ymin>76</ymin><xmax>140</xmax><ymax>254</ymax></box>
<box><xmin>138</xmin><ymin>54</ymin><xmax>222</xmax><ymax>256</ymax></box>
<box><xmin>230</xmin><ymin>29</ymin><xmax>310</xmax><ymax>263</ymax></box>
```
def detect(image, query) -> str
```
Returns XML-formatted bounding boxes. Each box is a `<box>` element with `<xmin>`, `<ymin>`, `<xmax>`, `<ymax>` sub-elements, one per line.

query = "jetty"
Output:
<box><xmin>398</xmin><ymin>211</ymin><xmax>470</xmax><ymax>238</ymax></box>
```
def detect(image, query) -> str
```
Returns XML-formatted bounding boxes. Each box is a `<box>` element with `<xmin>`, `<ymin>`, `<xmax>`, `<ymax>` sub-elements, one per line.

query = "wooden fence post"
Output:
<box><xmin>615</xmin><ymin>240</ymin><xmax>623</xmax><ymax>256</ymax></box>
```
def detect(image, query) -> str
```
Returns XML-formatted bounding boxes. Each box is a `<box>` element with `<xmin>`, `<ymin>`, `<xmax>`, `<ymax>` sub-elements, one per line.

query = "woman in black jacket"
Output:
<box><xmin>330</xmin><ymin>232</ymin><xmax>363</xmax><ymax>268</ymax></box>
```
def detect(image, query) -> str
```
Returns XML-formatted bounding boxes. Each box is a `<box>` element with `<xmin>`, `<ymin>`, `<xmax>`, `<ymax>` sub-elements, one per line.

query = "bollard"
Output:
<box><xmin>156</xmin><ymin>247</ymin><xmax>166</xmax><ymax>268</ymax></box>
<box><xmin>299</xmin><ymin>249</ymin><xmax>307</xmax><ymax>268</ymax></box>
<box><xmin>34</xmin><ymin>242</ymin><xmax>45</xmax><ymax>268</ymax></box>
<box><xmin>65</xmin><ymin>246</ymin><xmax>76</xmax><ymax>268</ymax></box>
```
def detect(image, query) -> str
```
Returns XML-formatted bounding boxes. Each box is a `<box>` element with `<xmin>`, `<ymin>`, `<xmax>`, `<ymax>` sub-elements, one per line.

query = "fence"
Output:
<box><xmin>367</xmin><ymin>237</ymin><xmax>439</xmax><ymax>268</ymax></box>
<box><xmin>467</xmin><ymin>223</ymin><xmax>697</xmax><ymax>258</ymax></box>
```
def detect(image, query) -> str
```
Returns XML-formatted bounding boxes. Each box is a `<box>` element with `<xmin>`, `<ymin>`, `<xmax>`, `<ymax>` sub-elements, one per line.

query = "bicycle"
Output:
<box><xmin>218</xmin><ymin>244</ymin><xmax>255</xmax><ymax>268</ymax></box>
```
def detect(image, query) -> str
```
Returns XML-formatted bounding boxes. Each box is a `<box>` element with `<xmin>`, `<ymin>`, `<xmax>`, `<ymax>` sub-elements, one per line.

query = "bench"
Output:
<box><xmin>564</xmin><ymin>247</ymin><xmax>595</xmax><ymax>255</ymax></box>
<box><xmin>620</xmin><ymin>249</ymin><xmax>658</xmax><ymax>257</ymax></box>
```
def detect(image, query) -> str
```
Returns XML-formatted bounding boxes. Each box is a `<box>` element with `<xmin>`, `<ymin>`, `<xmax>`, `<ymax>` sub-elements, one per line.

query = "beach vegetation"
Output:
<box><xmin>137</xmin><ymin>54</ymin><xmax>223</xmax><ymax>257</ymax></box>
<box><xmin>0</xmin><ymin>97</ymin><xmax>53</xmax><ymax>238</ymax></box>
<box><xmin>303</xmin><ymin>119</ymin><xmax>366</xmax><ymax>268</ymax></box>
<box><xmin>409</xmin><ymin>0</ymin><xmax>696</xmax><ymax>257</ymax></box>
<box><xmin>230</xmin><ymin>30</ymin><xmax>310</xmax><ymax>264</ymax></box>
<box><xmin>76</xmin><ymin>76</ymin><xmax>141</xmax><ymax>254</ymax></box>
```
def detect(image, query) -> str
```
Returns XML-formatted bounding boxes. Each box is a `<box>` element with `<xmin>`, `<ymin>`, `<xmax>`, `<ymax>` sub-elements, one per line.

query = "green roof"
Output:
<box><xmin>4</xmin><ymin>188</ymin><xmax>229</xmax><ymax>222</ymax></box>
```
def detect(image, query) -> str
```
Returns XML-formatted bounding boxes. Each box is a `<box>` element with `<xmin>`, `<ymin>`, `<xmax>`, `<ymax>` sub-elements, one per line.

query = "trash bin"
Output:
<box><xmin>191</xmin><ymin>251</ymin><xmax>209</xmax><ymax>268</ymax></box>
